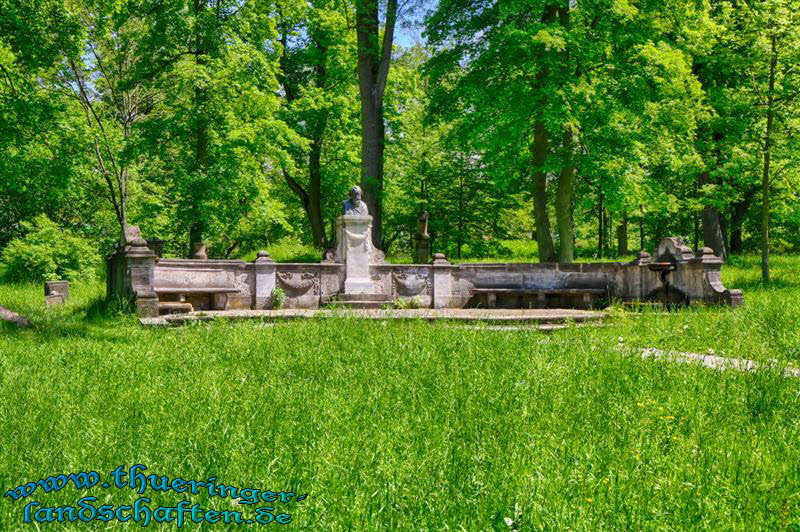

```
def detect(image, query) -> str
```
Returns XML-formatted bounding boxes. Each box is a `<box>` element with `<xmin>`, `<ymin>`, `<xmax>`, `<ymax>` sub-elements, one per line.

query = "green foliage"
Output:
<box><xmin>1</xmin><ymin>215</ymin><xmax>99</xmax><ymax>282</ymax></box>
<box><xmin>264</xmin><ymin>238</ymin><xmax>321</xmax><ymax>263</ymax></box>
<box><xmin>2</xmin><ymin>0</ymin><xmax>800</xmax><ymax>267</ymax></box>
<box><xmin>271</xmin><ymin>286</ymin><xmax>286</xmax><ymax>310</ymax></box>
<box><xmin>391</xmin><ymin>296</ymin><xmax>423</xmax><ymax>309</ymax></box>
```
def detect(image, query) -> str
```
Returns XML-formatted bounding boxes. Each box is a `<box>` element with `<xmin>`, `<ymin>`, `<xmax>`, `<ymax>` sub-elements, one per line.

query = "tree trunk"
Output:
<box><xmin>528</xmin><ymin>4</ymin><xmax>558</xmax><ymax>263</ymax></box>
<box><xmin>308</xmin><ymin>133</ymin><xmax>328</xmax><ymax>248</ymax></box>
<box><xmin>359</xmin><ymin>96</ymin><xmax>384</xmax><ymax>247</ymax></box>
<box><xmin>617</xmin><ymin>213</ymin><xmax>629</xmax><ymax>256</ymax></box>
<box><xmin>190</xmin><ymin>0</ymin><xmax>208</xmax><ymax>256</ymax></box>
<box><xmin>531</xmin><ymin>121</ymin><xmax>556</xmax><ymax>262</ymax></box>
<box><xmin>355</xmin><ymin>0</ymin><xmax>397</xmax><ymax>249</ymax></box>
<box><xmin>762</xmin><ymin>35</ymin><xmax>777</xmax><ymax>282</ymax></box>
<box><xmin>555</xmin><ymin>132</ymin><xmax>576</xmax><ymax>262</ymax></box>
<box><xmin>729</xmin><ymin>188</ymin><xmax>755</xmax><ymax>254</ymax></box>
<box><xmin>597</xmin><ymin>190</ymin><xmax>604</xmax><ymax>258</ymax></box>
<box><xmin>278</xmin><ymin>30</ymin><xmax>330</xmax><ymax>250</ymax></box>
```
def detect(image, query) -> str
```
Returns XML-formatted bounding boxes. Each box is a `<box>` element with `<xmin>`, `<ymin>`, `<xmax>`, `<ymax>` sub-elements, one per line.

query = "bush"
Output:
<box><xmin>1</xmin><ymin>215</ymin><xmax>100</xmax><ymax>282</ymax></box>
<box><xmin>271</xmin><ymin>287</ymin><xmax>286</xmax><ymax>310</ymax></box>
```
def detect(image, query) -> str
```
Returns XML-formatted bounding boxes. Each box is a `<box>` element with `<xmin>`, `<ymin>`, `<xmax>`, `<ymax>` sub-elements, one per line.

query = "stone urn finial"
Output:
<box><xmin>432</xmin><ymin>252</ymin><xmax>450</xmax><ymax>265</ymax></box>
<box><xmin>255</xmin><ymin>250</ymin><xmax>274</xmax><ymax>263</ymax></box>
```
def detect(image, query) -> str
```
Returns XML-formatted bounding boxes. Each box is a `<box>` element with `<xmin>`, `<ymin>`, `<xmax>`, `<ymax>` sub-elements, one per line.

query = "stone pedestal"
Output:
<box><xmin>340</xmin><ymin>215</ymin><xmax>375</xmax><ymax>294</ymax></box>
<box><xmin>432</xmin><ymin>253</ymin><xmax>454</xmax><ymax>309</ymax></box>
<box><xmin>413</xmin><ymin>235</ymin><xmax>431</xmax><ymax>264</ymax></box>
<box><xmin>106</xmin><ymin>225</ymin><xmax>158</xmax><ymax>317</ymax></box>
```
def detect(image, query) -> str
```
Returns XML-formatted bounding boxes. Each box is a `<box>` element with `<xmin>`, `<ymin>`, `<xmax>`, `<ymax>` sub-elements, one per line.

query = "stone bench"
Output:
<box><xmin>471</xmin><ymin>288</ymin><xmax>607</xmax><ymax>309</ymax></box>
<box><xmin>154</xmin><ymin>287</ymin><xmax>241</xmax><ymax>313</ymax></box>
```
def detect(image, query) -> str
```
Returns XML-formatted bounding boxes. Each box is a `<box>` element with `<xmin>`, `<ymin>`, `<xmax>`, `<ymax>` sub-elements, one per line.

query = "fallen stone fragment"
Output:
<box><xmin>0</xmin><ymin>305</ymin><xmax>31</xmax><ymax>328</ymax></box>
<box><xmin>632</xmin><ymin>347</ymin><xmax>800</xmax><ymax>378</ymax></box>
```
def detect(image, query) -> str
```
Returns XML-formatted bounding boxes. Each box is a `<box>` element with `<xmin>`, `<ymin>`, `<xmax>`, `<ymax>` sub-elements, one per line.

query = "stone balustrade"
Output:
<box><xmin>108</xmin><ymin>223</ymin><xmax>742</xmax><ymax>318</ymax></box>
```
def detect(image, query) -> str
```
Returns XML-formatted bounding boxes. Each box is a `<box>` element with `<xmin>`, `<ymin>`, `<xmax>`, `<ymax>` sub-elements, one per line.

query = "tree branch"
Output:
<box><xmin>375</xmin><ymin>0</ymin><xmax>399</xmax><ymax>102</ymax></box>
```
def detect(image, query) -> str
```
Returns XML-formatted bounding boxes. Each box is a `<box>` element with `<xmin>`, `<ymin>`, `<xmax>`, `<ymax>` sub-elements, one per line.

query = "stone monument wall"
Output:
<box><xmin>109</xmin><ymin>226</ymin><xmax>742</xmax><ymax>317</ymax></box>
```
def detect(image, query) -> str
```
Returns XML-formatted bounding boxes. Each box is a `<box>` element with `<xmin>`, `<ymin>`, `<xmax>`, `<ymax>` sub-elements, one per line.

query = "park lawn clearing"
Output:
<box><xmin>1</xmin><ymin>256</ymin><xmax>800</xmax><ymax>528</ymax></box>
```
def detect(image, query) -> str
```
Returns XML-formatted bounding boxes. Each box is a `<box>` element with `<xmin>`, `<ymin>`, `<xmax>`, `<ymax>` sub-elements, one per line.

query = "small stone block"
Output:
<box><xmin>45</xmin><ymin>293</ymin><xmax>65</xmax><ymax>307</ymax></box>
<box><xmin>44</xmin><ymin>280</ymin><xmax>69</xmax><ymax>301</ymax></box>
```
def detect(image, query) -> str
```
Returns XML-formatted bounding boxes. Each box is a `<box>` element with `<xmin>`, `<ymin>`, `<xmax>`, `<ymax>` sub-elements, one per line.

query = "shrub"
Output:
<box><xmin>392</xmin><ymin>296</ymin><xmax>423</xmax><ymax>309</ymax></box>
<box><xmin>272</xmin><ymin>287</ymin><xmax>286</xmax><ymax>309</ymax></box>
<box><xmin>1</xmin><ymin>215</ymin><xmax>100</xmax><ymax>282</ymax></box>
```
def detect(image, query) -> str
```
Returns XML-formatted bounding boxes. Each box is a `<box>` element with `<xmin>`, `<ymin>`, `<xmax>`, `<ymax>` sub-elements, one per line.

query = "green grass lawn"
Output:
<box><xmin>1</xmin><ymin>257</ymin><xmax>800</xmax><ymax>529</ymax></box>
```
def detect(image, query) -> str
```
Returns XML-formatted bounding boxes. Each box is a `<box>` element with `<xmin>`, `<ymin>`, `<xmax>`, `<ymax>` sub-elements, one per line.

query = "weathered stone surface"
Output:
<box><xmin>44</xmin><ymin>280</ymin><xmax>69</xmax><ymax>301</ymax></box>
<box><xmin>107</xmin><ymin>225</ymin><xmax>158</xmax><ymax>309</ymax></box>
<box><xmin>0</xmin><ymin>305</ymin><xmax>31</xmax><ymax>328</ymax></box>
<box><xmin>413</xmin><ymin>211</ymin><xmax>431</xmax><ymax>264</ymax></box>
<box><xmin>191</xmin><ymin>242</ymin><xmax>208</xmax><ymax>260</ymax></box>
<box><xmin>253</xmin><ymin>251</ymin><xmax>276</xmax><ymax>309</ymax></box>
<box><xmin>143</xmin><ymin>307</ymin><xmax>609</xmax><ymax>327</ymax></box>
<box><xmin>45</xmin><ymin>292</ymin><xmax>65</xmax><ymax>307</ymax></box>
<box><xmin>114</xmin><ymin>232</ymin><xmax>742</xmax><ymax>314</ymax></box>
<box><xmin>341</xmin><ymin>215</ymin><xmax>375</xmax><ymax>294</ymax></box>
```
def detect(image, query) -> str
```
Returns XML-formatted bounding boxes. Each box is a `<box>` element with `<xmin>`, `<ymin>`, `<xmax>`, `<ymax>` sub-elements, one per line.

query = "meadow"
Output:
<box><xmin>1</xmin><ymin>256</ymin><xmax>799</xmax><ymax>529</ymax></box>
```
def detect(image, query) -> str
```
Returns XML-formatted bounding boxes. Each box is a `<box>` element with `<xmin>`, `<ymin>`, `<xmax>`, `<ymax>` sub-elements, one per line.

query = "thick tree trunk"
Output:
<box><xmin>555</xmin><ymin>132</ymin><xmax>576</xmax><ymax>262</ymax></box>
<box><xmin>617</xmin><ymin>213</ymin><xmax>629</xmax><ymax>256</ymax></box>
<box><xmin>528</xmin><ymin>4</ymin><xmax>558</xmax><ymax>263</ymax></box>
<box><xmin>359</xmin><ymin>96</ymin><xmax>384</xmax><ymax>247</ymax></box>
<box><xmin>762</xmin><ymin>35</ymin><xmax>777</xmax><ymax>282</ymax></box>
<box><xmin>355</xmin><ymin>0</ymin><xmax>397</xmax><ymax>249</ymax></box>
<box><xmin>699</xmin><ymin>171</ymin><xmax>727</xmax><ymax>260</ymax></box>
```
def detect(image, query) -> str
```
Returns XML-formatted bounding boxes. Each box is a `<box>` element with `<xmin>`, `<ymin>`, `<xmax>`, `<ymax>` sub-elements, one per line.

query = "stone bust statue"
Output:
<box><xmin>343</xmin><ymin>185</ymin><xmax>369</xmax><ymax>216</ymax></box>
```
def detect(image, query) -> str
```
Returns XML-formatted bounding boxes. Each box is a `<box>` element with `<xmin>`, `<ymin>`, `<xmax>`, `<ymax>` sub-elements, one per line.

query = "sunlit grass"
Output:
<box><xmin>0</xmin><ymin>256</ymin><xmax>799</xmax><ymax>529</ymax></box>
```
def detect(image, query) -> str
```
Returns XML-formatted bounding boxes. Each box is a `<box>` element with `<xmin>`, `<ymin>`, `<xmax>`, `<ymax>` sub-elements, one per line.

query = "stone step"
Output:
<box><xmin>158</xmin><ymin>302</ymin><xmax>194</xmax><ymax>315</ymax></box>
<box><xmin>334</xmin><ymin>293</ymin><xmax>392</xmax><ymax>302</ymax></box>
<box><xmin>143</xmin><ymin>308</ymin><xmax>609</xmax><ymax>327</ymax></box>
<box><xmin>327</xmin><ymin>300</ymin><xmax>391</xmax><ymax>310</ymax></box>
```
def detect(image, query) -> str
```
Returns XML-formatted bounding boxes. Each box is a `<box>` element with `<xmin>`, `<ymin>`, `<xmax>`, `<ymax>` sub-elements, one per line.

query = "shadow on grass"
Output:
<box><xmin>83</xmin><ymin>295</ymin><xmax>135</xmax><ymax>322</ymax></box>
<box><xmin>1</xmin><ymin>294</ymin><xmax>139</xmax><ymax>346</ymax></box>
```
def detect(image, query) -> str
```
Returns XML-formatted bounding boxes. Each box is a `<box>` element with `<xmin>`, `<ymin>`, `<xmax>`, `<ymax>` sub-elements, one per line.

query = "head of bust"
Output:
<box><xmin>349</xmin><ymin>186</ymin><xmax>362</xmax><ymax>203</ymax></box>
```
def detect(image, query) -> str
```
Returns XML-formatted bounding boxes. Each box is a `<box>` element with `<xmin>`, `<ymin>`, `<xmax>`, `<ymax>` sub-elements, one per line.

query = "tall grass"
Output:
<box><xmin>1</xmin><ymin>257</ymin><xmax>799</xmax><ymax>529</ymax></box>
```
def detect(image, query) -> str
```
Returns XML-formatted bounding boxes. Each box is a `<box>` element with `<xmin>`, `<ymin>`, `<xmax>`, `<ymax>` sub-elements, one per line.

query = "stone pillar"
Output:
<box><xmin>413</xmin><ymin>211</ymin><xmax>431</xmax><ymax>264</ymax></box>
<box><xmin>253</xmin><ymin>251</ymin><xmax>277</xmax><ymax>309</ymax></box>
<box><xmin>413</xmin><ymin>235</ymin><xmax>431</xmax><ymax>264</ymax></box>
<box><xmin>126</xmin><ymin>237</ymin><xmax>158</xmax><ymax>317</ymax></box>
<box><xmin>106</xmin><ymin>225</ymin><xmax>159</xmax><ymax>317</ymax></box>
<box><xmin>341</xmin><ymin>215</ymin><xmax>375</xmax><ymax>294</ymax></box>
<box><xmin>431</xmin><ymin>253</ymin><xmax>454</xmax><ymax>309</ymax></box>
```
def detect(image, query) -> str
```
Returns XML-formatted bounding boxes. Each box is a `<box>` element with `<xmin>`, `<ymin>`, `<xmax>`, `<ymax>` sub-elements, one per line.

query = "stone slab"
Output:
<box><xmin>141</xmin><ymin>308</ymin><xmax>608</xmax><ymax>327</ymax></box>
